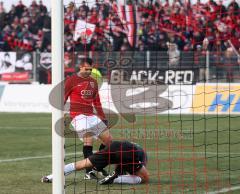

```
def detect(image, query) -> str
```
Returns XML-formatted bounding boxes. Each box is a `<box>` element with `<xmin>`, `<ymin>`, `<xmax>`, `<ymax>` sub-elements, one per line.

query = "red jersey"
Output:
<box><xmin>64</xmin><ymin>74</ymin><xmax>105</xmax><ymax>120</ymax></box>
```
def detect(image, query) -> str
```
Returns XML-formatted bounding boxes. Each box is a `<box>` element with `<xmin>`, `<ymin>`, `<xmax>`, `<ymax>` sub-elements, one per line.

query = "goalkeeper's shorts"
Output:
<box><xmin>71</xmin><ymin>114</ymin><xmax>107</xmax><ymax>139</ymax></box>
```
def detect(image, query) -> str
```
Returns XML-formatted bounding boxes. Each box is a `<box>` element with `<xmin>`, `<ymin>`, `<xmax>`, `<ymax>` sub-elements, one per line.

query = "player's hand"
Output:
<box><xmin>102</xmin><ymin>119</ymin><xmax>108</xmax><ymax>127</ymax></box>
<box><xmin>64</xmin><ymin>113</ymin><xmax>71</xmax><ymax>129</ymax></box>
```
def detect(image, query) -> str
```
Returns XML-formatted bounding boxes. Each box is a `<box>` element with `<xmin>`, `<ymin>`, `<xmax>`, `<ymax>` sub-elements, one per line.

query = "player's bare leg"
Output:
<box><xmin>42</xmin><ymin>159</ymin><xmax>94</xmax><ymax>183</ymax></box>
<box><xmin>82</xmin><ymin>133</ymin><xmax>98</xmax><ymax>179</ymax></box>
<box><xmin>82</xmin><ymin>131</ymin><xmax>111</xmax><ymax>179</ymax></box>
<box><xmin>75</xmin><ymin>158</ymin><xmax>93</xmax><ymax>170</ymax></box>
<box><xmin>96</xmin><ymin>129</ymin><xmax>112</xmax><ymax>176</ymax></box>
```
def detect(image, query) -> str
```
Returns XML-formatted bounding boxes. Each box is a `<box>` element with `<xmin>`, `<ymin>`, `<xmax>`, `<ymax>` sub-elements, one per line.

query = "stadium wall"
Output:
<box><xmin>0</xmin><ymin>83</ymin><xmax>239</xmax><ymax>114</ymax></box>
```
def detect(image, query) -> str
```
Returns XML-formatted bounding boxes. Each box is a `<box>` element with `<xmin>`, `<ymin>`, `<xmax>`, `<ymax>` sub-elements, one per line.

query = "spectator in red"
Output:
<box><xmin>1</xmin><ymin>0</ymin><xmax>240</xmax><ymax>52</ymax></box>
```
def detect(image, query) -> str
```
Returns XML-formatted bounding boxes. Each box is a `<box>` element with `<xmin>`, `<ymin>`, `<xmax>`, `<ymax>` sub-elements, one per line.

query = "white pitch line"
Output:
<box><xmin>0</xmin><ymin>152</ymin><xmax>81</xmax><ymax>163</ymax></box>
<box><xmin>0</xmin><ymin>155</ymin><xmax>52</xmax><ymax>162</ymax></box>
<box><xmin>207</xmin><ymin>185</ymin><xmax>240</xmax><ymax>194</ymax></box>
<box><xmin>0</xmin><ymin>126</ymin><xmax>49</xmax><ymax>130</ymax></box>
<box><xmin>0</xmin><ymin>126</ymin><xmax>228</xmax><ymax>132</ymax></box>
<box><xmin>0</xmin><ymin>151</ymin><xmax>239</xmax><ymax>163</ymax></box>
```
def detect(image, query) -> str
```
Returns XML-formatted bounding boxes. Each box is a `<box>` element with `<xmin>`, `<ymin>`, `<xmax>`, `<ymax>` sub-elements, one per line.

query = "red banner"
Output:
<box><xmin>1</xmin><ymin>72</ymin><xmax>30</xmax><ymax>81</ymax></box>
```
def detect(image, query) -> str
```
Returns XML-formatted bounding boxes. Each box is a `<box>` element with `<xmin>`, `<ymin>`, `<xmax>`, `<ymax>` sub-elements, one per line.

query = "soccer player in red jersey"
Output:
<box><xmin>64</xmin><ymin>57</ymin><xmax>112</xmax><ymax>179</ymax></box>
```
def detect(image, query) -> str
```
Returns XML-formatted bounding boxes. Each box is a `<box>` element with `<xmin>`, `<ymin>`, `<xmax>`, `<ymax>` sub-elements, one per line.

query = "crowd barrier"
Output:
<box><xmin>0</xmin><ymin>51</ymin><xmax>239</xmax><ymax>84</ymax></box>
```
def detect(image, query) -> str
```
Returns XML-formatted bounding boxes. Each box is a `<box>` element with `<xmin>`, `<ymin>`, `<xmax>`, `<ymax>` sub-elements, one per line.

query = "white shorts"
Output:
<box><xmin>71</xmin><ymin>114</ymin><xmax>107</xmax><ymax>138</ymax></box>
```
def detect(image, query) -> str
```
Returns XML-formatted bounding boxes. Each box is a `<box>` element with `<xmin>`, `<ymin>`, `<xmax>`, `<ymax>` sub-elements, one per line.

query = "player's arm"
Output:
<box><xmin>64</xmin><ymin>77</ymin><xmax>73</xmax><ymax>105</ymax></box>
<box><xmin>136</xmin><ymin>165</ymin><xmax>150</xmax><ymax>183</ymax></box>
<box><xmin>93</xmin><ymin>84</ymin><xmax>106</xmax><ymax>121</ymax></box>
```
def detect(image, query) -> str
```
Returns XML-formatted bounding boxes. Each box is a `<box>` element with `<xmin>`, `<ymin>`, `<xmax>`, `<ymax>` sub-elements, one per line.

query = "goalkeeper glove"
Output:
<box><xmin>102</xmin><ymin>119</ymin><xmax>108</xmax><ymax>127</ymax></box>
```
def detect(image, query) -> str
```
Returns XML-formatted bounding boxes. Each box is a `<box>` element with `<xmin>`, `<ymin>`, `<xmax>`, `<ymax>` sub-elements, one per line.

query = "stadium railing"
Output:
<box><xmin>0</xmin><ymin>51</ymin><xmax>239</xmax><ymax>84</ymax></box>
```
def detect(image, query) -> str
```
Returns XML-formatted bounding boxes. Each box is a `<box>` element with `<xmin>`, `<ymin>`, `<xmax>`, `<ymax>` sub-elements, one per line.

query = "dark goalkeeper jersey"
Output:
<box><xmin>88</xmin><ymin>141</ymin><xmax>147</xmax><ymax>174</ymax></box>
<box><xmin>64</xmin><ymin>74</ymin><xmax>105</xmax><ymax>120</ymax></box>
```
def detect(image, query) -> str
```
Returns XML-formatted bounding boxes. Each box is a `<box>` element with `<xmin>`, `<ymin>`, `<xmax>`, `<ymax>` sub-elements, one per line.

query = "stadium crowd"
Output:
<box><xmin>0</xmin><ymin>0</ymin><xmax>49</xmax><ymax>51</ymax></box>
<box><xmin>0</xmin><ymin>0</ymin><xmax>239</xmax><ymax>52</ymax></box>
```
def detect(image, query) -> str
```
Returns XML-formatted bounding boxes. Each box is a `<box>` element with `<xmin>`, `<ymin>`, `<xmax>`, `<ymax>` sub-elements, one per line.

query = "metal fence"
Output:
<box><xmin>0</xmin><ymin>51</ymin><xmax>239</xmax><ymax>84</ymax></box>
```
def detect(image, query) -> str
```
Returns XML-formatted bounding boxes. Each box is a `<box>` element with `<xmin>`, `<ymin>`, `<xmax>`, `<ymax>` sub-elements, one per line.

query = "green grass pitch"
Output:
<box><xmin>0</xmin><ymin>113</ymin><xmax>240</xmax><ymax>194</ymax></box>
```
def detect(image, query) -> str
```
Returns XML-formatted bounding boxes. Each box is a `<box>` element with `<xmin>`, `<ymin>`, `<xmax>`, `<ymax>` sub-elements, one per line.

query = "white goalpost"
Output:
<box><xmin>51</xmin><ymin>0</ymin><xmax>65</xmax><ymax>193</ymax></box>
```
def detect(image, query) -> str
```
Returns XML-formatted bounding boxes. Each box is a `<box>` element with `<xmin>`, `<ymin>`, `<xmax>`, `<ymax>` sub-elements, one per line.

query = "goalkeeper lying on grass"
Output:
<box><xmin>42</xmin><ymin>141</ymin><xmax>149</xmax><ymax>184</ymax></box>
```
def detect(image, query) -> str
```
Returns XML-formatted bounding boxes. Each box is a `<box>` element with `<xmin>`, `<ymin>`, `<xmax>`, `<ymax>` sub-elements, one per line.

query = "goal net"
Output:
<box><xmin>61</xmin><ymin>0</ymin><xmax>240</xmax><ymax>193</ymax></box>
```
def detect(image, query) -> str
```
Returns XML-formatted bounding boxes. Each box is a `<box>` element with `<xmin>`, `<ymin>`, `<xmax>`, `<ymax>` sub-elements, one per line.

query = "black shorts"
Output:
<box><xmin>117</xmin><ymin>143</ymin><xmax>146</xmax><ymax>175</ymax></box>
<box><xmin>88</xmin><ymin>141</ymin><xmax>147</xmax><ymax>174</ymax></box>
<box><xmin>88</xmin><ymin>151</ymin><xmax>109</xmax><ymax>171</ymax></box>
<box><xmin>116</xmin><ymin>160</ymin><xmax>143</xmax><ymax>175</ymax></box>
